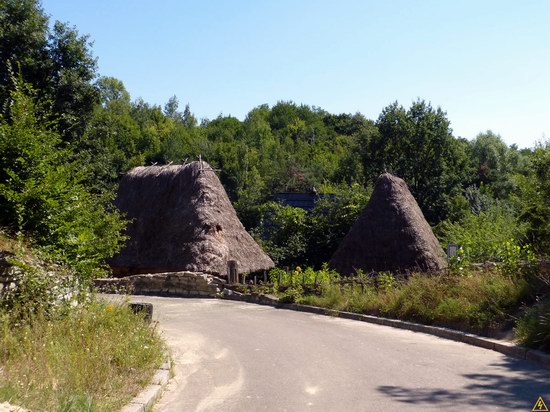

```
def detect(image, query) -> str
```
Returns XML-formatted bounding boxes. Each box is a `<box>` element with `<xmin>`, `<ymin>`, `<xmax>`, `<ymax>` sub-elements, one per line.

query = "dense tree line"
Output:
<box><xmin>0</xmin><ymin>0</ymin><xmax>548</xmax><ymax>274</ymax></box>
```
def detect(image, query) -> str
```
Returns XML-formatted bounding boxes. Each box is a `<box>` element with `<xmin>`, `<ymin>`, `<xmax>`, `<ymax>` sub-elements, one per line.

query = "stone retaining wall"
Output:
<box><xmin>0</xmin><ymin>275</ymin><xmax>16</xmax><ymax>296</ymax></box>
<box><xmin>0</xmin><ymin>251</ymin><xmax>17</xmax><ymax>297</ymax></box>
<box><xmin>94</xmin><ymin>271</ymin><xmax>223</xmax><ymax>298</ymax></box>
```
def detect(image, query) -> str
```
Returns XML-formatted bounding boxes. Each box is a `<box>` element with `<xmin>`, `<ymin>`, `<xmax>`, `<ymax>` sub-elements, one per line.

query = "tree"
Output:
<box><xmin>468</xmin><ymin>131</ymin><xmax>511</xmax><ymax>197</ymax></box>
<box><xmin>0</xmin><ymin>0</ymin><xmax>99</xmax><ymax>142</ymax></box>
<box><xmin>515</xmin><ymin>140</ymin><xmax>550</xmax><ymax>254</ymax></box>
<box><xmin>48</xmin><ymin>21</ymin><xmax>99</xmax><ymax>141</ymax></box>
<box><xmin>182</xmin><ymin>103</ymin><xmax>197</xmax><ymax>128</ymax></box>
<box><xmin>97</xmin><ymin>76</ymin><xmax>130</xmax><ymax>105</ymax></box>
<box><xmin>306</xmin><ymin>183</ymin><xmax>371</xmax><ymax>267</ymax></box>
<box><xmin>0</xmin><ymin>78</ymin><xmax>126</xmax><ymax>279</ymax></box>
<box><xmin>163</xmin><ymin>95</ymin><xmax>181</xmax><ymax>121</ymax></box>
<box><xmin>252</xmin><ymin>202</ymin><xmax>309</xmax><ymax>267</ymax></box>
<box><xmin>163</xmin><ymin>96</ymin><xmax>197</xmax><ymax>128</ymax></box>
<box><xmin>323</xmin><ymin>112</ymin><xmax>370</xmax><ymax>136</ymax></box>
<box><xmin>130</xmin><ymin>98</ymin><xmax>172</xmax><ymax>162</ymax></box>
<box><xmin>362</xmin><ymin>100</ymin><xmax>467</xmax><ymax>224</ymax></box>
<box><xmin>0</xmin><ymin>0</ymin><xmax>51</xmax><ymax>103</ymax></box>
<box><xmin>84</xmin><ymin>77</ymin><xmax>140</xmax><ymax>190</ymax></box>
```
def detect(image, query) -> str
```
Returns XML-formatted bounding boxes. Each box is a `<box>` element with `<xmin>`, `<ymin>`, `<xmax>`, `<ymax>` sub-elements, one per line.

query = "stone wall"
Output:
<box><xmin>94</xmin><ymin>271</ymin><xmax>223</xmax><ymax>298</ymax></box>
<box><xmin>0</xmin><ymin>275</ymin><xmax>16</xmax><ymax>297</ymax></box>
<box><xmin>0</xmin><ymin>251</ymin><xmax>17</xmax><ymax>297</ymax></box>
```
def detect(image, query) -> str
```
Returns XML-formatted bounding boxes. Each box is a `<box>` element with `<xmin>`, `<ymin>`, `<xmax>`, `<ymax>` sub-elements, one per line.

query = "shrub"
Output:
<box><xmin>436</xmin><ymin>204</ymin><xmax>527</xmax><ymax>264</ymax></box>
<box><xmin>516</xmin><ymin>302</ymin><xmax>550</xmax><ymax>352</ymax></box>
<box><xmin>0</xmin><ymin>77</ymin><xmax>126</xmax><ymax>280</ymax></box>
<box><xmin>253</xmin><ymin>202</ymin><xmax>308</xmax><ymax>266</ymax></box>
<box><xmin>306</xmin><ymin>182</ymin><xmax>371</xmax><ymax>267</ymax></box>
<box><xmin>252</xmin><ymin>183</ymin><xmax>371</xmax><ymax>268</ymax></box>
<box><xmin>268</xmin><ymin>264</ymin><xmax>339</xmax><ymax>290</ymax></box>
<box><xmin>514</xmin><ymin>140</ymin><xmax>550</xmax><ymax>255</ymax></box>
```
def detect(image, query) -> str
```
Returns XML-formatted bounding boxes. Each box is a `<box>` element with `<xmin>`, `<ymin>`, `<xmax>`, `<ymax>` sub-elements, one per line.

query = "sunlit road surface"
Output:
<box><xmin>127</xmin><ymin>296</ymin><xmax>550</xmax><ymax>411</ymax></box>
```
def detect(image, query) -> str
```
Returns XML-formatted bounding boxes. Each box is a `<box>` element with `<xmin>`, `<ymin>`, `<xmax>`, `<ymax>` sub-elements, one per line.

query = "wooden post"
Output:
<box><xmin>228</xmin><ymin>260</ymin><xmax>238</xmax><ymax>284</ymax></box>
<box><xmin>263</xmin><ymin>271</ymin><xmax>267</xmax><ymax>283</ymax></box>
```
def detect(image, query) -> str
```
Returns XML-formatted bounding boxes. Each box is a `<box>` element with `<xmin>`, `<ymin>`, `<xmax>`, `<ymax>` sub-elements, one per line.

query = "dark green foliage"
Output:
<box><xmin>362</xmin><ymin>100</ymin><xmax>468</xmax><ymax>224</ymax></box>
<box><xmin>0</xmin><ymin>0</ymin><xmax>99</xmax><ymax>142</ymax></box>
<box><xmin>468</xmin><ymin>131</ymin><xmax>531</xmax><ymax>199</ymax></box>
<box><xmin>48</xmin><ymin>21</ymin><xmax>99</xmax><ymax>141</ymax></box>
<box><xmin>0</xmin><ymin>0</ymin><xmax>50</xmax><ymax>102</ymax></box>
<box><xmin>83</xmin><ymin>77</ymin><xmax>142</xmax><ymax>190</ymax></box>
<box><xmin>1</xmin><ymin>0</ymin><xmax>547</xmax><ymax>281</ymax></box>
<box><xmin>514</xmin><ymin>141</ymin><xmax>550</xmax><ymax>255</ymax></box>
<box><xmin>253</xmin><ymin>202</ymin><xmax>309</xmax><ymax>267</ymax></box>
<box><xmin>307</xmin><ymin>183</ymin><xmax>371</xmax><ymax>267</ymax></box>
<box><xmin>0</xmin><ymin>80</ymin><xmax>126</xmax><ymax>279</ymax></box>
<box><xmin>252</xmin><ymin>183</ymin><xmax>370</xmax><ymax>267</ymax></box>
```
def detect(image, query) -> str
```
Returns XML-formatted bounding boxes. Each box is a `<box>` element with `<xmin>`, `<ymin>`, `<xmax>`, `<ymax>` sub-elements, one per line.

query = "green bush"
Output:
<box><xmin>436</xmin><ymin>204</ymin><xmax>527</xmax><ymax>264</ymax></box>
<box><xmin>306</xmin><ymin>182</ymin><xmax>371</xmax><ymax>267</ymax></box>
<box><xmin>516</xmin><ymin>302</ymin><xmax>550</xmax><ymax>351</ymax></box>
<box><xmin>0</xmin><ymin>78</ymin><xmax>126</xmax><ymax>280</ymax></box>
<box><xmin>514</xmin><ymin>140</ymin><xmax>550</xmax><ymax>256</ymax></box>
<box><xmin>252</xmin><ymin>183</ymin><xmax>370</xmax><ymax>268</ymax></box>
<box><xmin>253</xmin><ymin>202</ymin><xmax>308</xmax><ymax>266</ymax></box>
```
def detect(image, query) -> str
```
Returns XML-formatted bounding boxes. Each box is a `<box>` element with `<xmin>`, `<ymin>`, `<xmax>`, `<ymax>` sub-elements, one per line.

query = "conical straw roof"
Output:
<box><xmin>110</xmin><ymin>161</ymin><xmax>274</xmax><ymax>276</ymax></box>
<box><xmin>329</xmin><ymin>173</ymin><xmax>447</xmax><ymax>275</ymax></box>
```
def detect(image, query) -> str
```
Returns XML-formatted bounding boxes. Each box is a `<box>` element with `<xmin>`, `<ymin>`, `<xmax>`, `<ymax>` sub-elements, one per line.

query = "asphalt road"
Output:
<box><xmin>129</xmin><ymin>296</ymin><xmax>550</xmax><ymax>412</ymax></box>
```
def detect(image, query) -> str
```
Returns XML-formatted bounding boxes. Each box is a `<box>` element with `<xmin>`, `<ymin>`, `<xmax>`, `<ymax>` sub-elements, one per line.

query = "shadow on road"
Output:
<box><xmin>377</xmin><ymin>358</ymin><xmax>550</xmax><ymax>409</ymax></box>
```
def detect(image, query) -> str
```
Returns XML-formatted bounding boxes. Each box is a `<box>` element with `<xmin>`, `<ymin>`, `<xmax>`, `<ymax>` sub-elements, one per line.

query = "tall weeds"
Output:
<box><xmin>0</xmin><ymin>300</ymin><xmax>164</xmax><ymax>412</ymax></box>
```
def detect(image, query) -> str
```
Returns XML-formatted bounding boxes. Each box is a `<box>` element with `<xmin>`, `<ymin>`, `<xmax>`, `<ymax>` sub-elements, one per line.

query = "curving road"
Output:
<box><xmin>131</xmin><ymin>296</ymin><xmax>550</xmax><ymax>411</ymax></box>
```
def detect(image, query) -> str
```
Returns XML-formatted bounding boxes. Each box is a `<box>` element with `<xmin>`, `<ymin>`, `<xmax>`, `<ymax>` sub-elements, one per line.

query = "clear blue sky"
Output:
<box><xmin>42</xmin><ymin>0</ymin><xmax>549</xmax><ymax>148</ymax></box>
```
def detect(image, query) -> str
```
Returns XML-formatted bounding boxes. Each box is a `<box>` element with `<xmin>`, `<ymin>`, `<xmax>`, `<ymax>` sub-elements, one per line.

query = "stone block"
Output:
<box><xmin>129</xmin><ymin>302</ymin><xmax>153</xmax><ymax>323</ymax></box>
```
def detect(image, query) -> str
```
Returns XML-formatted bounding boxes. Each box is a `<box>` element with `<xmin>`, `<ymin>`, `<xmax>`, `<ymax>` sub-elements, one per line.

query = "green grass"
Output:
<box><xmin>0</xmin><ymin>299</ymin><xmax>165</xmax><ymax>412</ymax></box>
<box><xmin>299</xmin><ymin>268</ymin><xmax>534</xmax><ymax>334</ymax></box>
<box><xmin>515</xmin><ymin>300</ymin><xmax>550</xmax><ymax>352</ymax></box>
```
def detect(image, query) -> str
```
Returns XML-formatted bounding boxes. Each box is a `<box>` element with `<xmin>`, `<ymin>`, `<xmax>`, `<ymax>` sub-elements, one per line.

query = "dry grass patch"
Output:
<box><xmin>0</xmin><ymin>300</ymin><xmax>165</xmax><ymax>412</ymax></box>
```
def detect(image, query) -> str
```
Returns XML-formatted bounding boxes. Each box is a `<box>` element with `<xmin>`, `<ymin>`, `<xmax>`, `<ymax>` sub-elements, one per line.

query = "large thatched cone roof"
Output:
<box><xmin>329</xmin><ymin>173</ymin><xmax>447</xmax><ymax>275</ymax></box>
<box><xmin>110</xmin><ymin>161</ymin><xmax>274</xmax><ymax>276</ymax></box>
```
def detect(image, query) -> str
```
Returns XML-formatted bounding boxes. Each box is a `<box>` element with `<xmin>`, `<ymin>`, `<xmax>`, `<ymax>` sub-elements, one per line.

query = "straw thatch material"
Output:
<box><xmin>110</xmin><ymin>161</ymin><xmax>274</xmax><ymax>276</ymax></box>
<box><xmin>329</xmin><ymin>173</ymin><xmax>447</xmax><ymax>275</ymax></box>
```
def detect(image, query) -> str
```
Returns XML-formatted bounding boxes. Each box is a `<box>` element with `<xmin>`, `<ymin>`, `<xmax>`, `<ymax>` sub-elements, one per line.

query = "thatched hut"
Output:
<box><xmin>110</xmin><ymin>161</ymin><xmax>274</xmax><ymax>276</ymax></box>
<box><xmin>329</xmin><ymin>173</ymin><xmax>447</xmax><ymax>276</ymax></box>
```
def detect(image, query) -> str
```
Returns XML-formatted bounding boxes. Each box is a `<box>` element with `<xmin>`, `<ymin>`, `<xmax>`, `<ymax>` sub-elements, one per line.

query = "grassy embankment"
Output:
<box><xmin>0</xmin><ymin>234</ymin><xmax>165</xmax><ymax>411</ymax></box>
<box><xmin>265</xmin><ymin>264</ymin><xmax>550</xmax><ymax>352</ymax></box>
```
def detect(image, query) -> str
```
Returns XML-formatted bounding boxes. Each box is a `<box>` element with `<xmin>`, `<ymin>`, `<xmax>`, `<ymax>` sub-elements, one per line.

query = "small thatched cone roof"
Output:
<box><xmin>110</xmin><ymin>161</ymin><xmax>274</xmax><ymax>276</ymax></box>
<box><xmin>329</xmin><ymin>173</ymin><xmax>447</xmax><ymax>276</ymax></box>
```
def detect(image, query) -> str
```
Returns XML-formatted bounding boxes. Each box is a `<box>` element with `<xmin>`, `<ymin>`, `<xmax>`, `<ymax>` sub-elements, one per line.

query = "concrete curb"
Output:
<box><xmin>120</xmin><ymin>359</ymin><xmax>171</xmax><ymax>412</ymax></box>
<box><xmin>221</xmin><ymin>293</ymin><xmax>550</xmax><ymax>371</ymax></box>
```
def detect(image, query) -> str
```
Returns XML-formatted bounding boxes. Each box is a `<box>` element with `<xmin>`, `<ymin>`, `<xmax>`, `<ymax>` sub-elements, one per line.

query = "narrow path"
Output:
<box><xmin>131</xmin><ymin>296</ymin><xmax>549</xmax><ymax>411</ymax></box>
